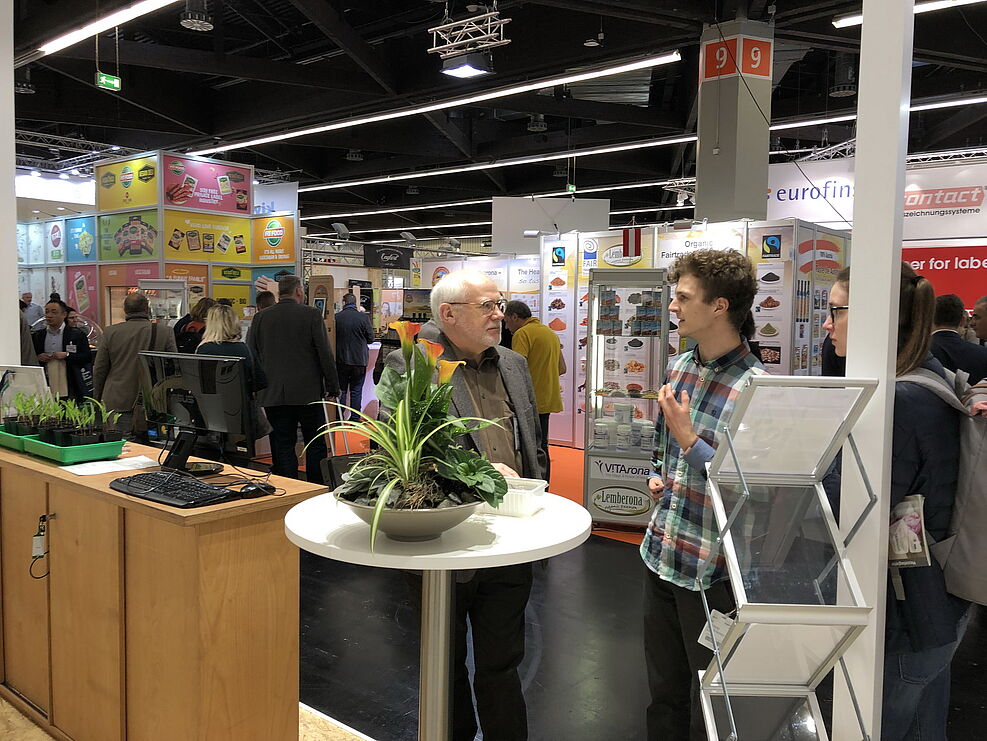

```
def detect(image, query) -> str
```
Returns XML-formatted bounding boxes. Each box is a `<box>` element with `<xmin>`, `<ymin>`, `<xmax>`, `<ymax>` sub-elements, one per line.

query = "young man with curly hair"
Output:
<box><xmin>642</xmin><ymin>248</ymin><xmax>762</xmax><ymax>740</ymax></box>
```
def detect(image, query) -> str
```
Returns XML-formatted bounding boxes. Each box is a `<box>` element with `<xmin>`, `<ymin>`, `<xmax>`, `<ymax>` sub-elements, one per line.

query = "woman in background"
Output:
<box><xmin>823</xmin><ymin>263</ymin><xmax>969</xmax><ymax>740</ymax></box>
<box><xmin>197</xmin><ymin>304</ymin><xmax>269</xmax><ymax>438</ymax></box>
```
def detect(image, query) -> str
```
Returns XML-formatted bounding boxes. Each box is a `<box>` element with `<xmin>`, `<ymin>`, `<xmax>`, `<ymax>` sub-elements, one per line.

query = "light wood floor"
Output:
<box><xmin>0</xmin><ymin>694</ymin><xmax>368</xmax><ymax>741</ymax></box>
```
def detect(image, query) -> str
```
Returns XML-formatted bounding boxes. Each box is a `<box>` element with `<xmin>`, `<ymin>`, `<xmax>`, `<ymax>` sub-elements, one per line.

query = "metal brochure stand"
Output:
<box><xmin>695</xmin><ymin>375</ymin><xmax>879</xmax><ymax>741</ymax></box>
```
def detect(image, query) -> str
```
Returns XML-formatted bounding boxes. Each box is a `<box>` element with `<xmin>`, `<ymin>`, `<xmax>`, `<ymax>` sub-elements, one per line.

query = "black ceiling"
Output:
<box><xmin>14</xmin><ymin>0</ymin><xmax>987</xmax><ymax>240</ymax></box>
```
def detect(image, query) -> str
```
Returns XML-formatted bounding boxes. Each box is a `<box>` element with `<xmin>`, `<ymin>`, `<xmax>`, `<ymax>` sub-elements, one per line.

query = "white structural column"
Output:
<box><xmin>1</xmin><ymin>0</ymin><xmax>18</xmax><ymax>363</ymax></box>
<box><xmin>835</xmin><ymin>0</ymin><xmax>915</xmax><ymax>738</ymax></box>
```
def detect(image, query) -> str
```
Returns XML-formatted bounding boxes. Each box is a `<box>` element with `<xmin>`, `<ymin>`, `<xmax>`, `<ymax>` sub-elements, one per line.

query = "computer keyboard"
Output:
<box><xmin>109</xmin><ymin>471</ymin><xmax>237</xmax><ymax>508</ymax></box>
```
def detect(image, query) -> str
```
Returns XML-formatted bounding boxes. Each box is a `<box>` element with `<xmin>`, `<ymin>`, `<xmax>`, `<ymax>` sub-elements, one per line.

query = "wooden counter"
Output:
<box><xmin>0</xmin><ymin>443</ymin><xmax>325</xmax><ymax>741</ymax></box>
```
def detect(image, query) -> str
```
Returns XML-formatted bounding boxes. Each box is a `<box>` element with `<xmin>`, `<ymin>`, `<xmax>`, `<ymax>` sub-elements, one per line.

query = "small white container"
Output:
<box><xmin>477</xmin><ymin>476</ymin><xmax>547</xmax><ymax>518</ymax></box>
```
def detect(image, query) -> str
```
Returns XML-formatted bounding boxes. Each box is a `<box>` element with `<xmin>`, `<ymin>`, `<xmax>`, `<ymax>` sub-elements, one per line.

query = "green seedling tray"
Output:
<box><xmin>23</xmin><ymin>436</ymin><xmax>125</xmax><ymax>465</ymax></box>
<box><xmin>0</xmin><ymin>430</ymin><xmax>39</xmax><ymax>452</ymax></box>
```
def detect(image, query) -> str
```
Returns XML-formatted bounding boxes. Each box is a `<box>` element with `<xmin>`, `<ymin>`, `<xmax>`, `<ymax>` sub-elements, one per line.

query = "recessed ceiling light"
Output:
<box><xmin>56</xmin><ymin>206</ymin><xmax>67</xmax><ymax>210</ymax></box>
<box><xmin>32</xmin><ymin>209</ymin><xmax>40</xmax><ymax>214</ymax></box>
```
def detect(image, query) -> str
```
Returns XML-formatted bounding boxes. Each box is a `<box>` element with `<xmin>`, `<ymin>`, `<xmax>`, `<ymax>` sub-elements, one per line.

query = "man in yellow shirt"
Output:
<box><xmin>504</xmin><ymin>301</ymin><xmax>565</xmax><ymax>479</ymax></box>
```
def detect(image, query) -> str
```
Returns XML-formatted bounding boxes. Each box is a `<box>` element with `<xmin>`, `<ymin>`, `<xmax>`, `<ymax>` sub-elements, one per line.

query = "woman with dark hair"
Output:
<box><xmin>822</xmin><ymin>262</ymin><xmax>969</xmax><ymax>740</ymax></box>
<box><xmin>175</xmin><ymin>296</ymin><xmax>216</xmax><ymax>353</ymax></box>
<box><xmin>31</xmin><ymin>298</ymin><xmax>93</xmax><ymax>401</ymax></box>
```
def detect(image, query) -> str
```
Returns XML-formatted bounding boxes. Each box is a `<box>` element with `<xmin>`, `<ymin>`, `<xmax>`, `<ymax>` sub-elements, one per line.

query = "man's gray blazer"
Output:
<box><xmin>385</xmin><ymin>329</ymin><xmax>547</xmax><ymax>480</ymax></box>
<box><xmin>248</xmin><ymin>298</ymin><xmax>339</xmax><ymax>406</ymax></box>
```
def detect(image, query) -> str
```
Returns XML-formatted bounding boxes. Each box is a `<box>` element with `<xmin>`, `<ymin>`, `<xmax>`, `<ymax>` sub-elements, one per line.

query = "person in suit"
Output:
<box><xmin>247</xmin><ymin>275</ymin><xmax>339</xmax><ymax>483</ymax></box>
<box><xmin>930</xmin><ymin>294</ymin><xmax>987</xmax><ymax>383</ymax></box>
<box><xmin>32</xmin><ymin>298</ymin><xmax>93</xmax><ymax>402</ymax></box>
<box><xmin>334</xmin><ymin>293</ymin><xmax>374</xmax><ymax>420</ymax></box>
<box><xmin>386</xmin><ymin>269</ymin><xmax>546</xmax><ymax>741</ymax></box>
<box><xmin>93</xmin><ymin>292</ymin><xmax>177</xmax><ymax>436</ymax></box>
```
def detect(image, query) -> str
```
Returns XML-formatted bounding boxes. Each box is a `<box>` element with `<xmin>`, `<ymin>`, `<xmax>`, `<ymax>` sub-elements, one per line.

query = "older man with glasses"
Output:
<box><xmin>386</xmin><ymin>269</ymin><xmax>546</xmax><ymax>741</ymax></box>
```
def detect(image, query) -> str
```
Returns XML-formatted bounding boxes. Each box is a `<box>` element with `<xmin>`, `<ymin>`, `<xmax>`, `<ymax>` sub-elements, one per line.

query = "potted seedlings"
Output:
<box><xmin>68</xmin><ymin>403</ymin><xmax>101</xmax><ymax>447</ymax></box>
<box><xmin>86</xmin><ymin>398</ymin><xmax>123</xmax><ymax>442</ymax></box>
<box><xmin>38</xmin><ymin>397</ymin><xmax>69</xmax><ymax>445</ymax></box>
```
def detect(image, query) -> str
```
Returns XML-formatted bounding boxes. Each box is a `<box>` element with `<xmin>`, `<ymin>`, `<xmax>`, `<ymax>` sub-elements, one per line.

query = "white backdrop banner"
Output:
<box><xmin>767</xmin><ymin>159</ymin><xmax>987</xmax><ymax>240</ymax></box>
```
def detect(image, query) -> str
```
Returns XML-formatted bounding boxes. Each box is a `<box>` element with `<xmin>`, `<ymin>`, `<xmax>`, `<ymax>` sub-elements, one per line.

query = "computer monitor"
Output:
<box><xmin>138</xmin><ymin>351</ymin><xmax>256</xmax><ymax>471</ymax></box>
<box><xmin>0</xmin><ymin>365</ymin><xmax>52</xmax><ymax>417</ymax></box>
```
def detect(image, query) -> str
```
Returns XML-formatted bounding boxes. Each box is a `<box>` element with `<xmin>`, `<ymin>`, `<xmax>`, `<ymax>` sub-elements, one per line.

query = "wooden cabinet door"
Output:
<box><xmin>48</xmin><ymin>484</ymin><xmax>125</xmax><ymax>741</ymax></box>
<box><xmin>0</xmin><ymin>466</ymin><xmax>50</xmax><ymax>713</ymax></box>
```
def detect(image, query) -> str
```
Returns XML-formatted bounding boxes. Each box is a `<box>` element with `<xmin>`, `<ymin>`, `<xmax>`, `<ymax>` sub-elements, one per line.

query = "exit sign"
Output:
<box><xmin>566</xmin><ymin>183</ymin><xmax>577</xmax><ymax>193</ymax></box>
<box><xmin>96</xmin><ymin>71</ymin><xmax>122</xmax><ymax>92</ymax></box>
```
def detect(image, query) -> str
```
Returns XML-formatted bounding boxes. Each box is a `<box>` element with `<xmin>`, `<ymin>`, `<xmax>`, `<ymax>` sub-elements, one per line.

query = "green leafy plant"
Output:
<box><xmin>85</xmin><ymin>397</ymin><xmax>121</xmax><ymax>432</ymax></box>
<box><xmin>314</xmin><ymin>320</ymin><xmax>508</xmax><ymax>548</ymax></box>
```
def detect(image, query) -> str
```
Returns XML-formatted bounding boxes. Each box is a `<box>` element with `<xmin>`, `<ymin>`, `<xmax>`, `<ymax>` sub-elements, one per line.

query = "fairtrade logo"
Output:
<box><xmin>169</xmin><ymin>159</ymin><xmax>185</xmax><ymax>175</ymax></box>
<box><xmin>120</xmin><ymin>165</ymin><xmax>134</xmax><ymax>188</ymax></box>
<box><xmin>591</xmin><ymin>487</ymin><xmax>652</xmax><ymax>517</ymax></box>
<box><xmin>100</xmin><ymin>172</ymin><xmax>116</xmax><ymax>188</ymax></box>
<box><xmin>761</xmin><ymin>234</ymin><xmax>782</xmax><ymax>259</ymax></box>
<box><xmin>903</xmin><ymin>186</ymin><xmax>985</xmax><ymax>210</ymax></box>
<box><xmin>49</xmin><ymin>224</ymin><xmax>62</xmax><ymax>248</ymax></box>
<box><xmin>551</xmin><ymin>245</ymin><xmax>566</xmax><ymax>266</ymax></box>
<box><xmin>138</xmin><ymin>164</ymin><xmax>155</xmax><ymax>182</ymax></box>
<box><xmin>221</xmin><ymin>267</ymin><xmax>242</xmax><ymax>280</ymax></box>
<box><xmin>263</xmin><ymin>220</ymin><xmax>285</xmax><ymax>247</ymax></box>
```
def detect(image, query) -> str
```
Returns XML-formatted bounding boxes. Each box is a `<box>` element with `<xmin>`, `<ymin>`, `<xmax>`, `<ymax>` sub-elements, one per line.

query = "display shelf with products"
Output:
<box><xmin>583</xmin><ymin>269</ymin><xmax>670</xmax><ymax>527</ymax></box>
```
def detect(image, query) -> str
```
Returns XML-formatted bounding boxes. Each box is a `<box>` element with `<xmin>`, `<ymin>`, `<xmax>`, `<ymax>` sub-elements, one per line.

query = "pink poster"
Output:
<box><xmin>66</xmin><ymin>265</ymin><xmax>99</xmax><ymax>323</ymax></box>
<box><xmin>162</xmin><ymin>155</ymin><xmax>252</xmax><ymax>215</ymax></box>
<box><xmin>125</xmin><ymin>263</ymin><xmax>160</xmax><ymax>284</ymax></box>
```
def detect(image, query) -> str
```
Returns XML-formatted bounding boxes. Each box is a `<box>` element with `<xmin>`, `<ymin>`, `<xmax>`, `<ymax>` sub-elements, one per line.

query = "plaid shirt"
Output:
<box><xmin>641</xmin><ymin>343</ymin><xmax>761</xmax><ymax>590</ymax></box>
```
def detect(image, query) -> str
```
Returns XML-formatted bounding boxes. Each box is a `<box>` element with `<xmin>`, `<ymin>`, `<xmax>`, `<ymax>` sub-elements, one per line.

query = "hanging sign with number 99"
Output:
<box><xmin>701</xmin><ymin>36</ymin><xmax>772</xmax><ymax>82</ymax></box>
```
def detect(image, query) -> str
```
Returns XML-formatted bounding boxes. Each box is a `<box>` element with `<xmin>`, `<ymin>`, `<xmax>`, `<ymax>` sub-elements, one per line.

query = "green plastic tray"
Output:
<box><xmin>0</xmin><ymin>430</ymin><xmax>38</xmax><ymax>452</ymax></box>
<box><xmin>23</xmin><ymin>436</ymin><xmax>125</xmax><ymax>465</ymax></box>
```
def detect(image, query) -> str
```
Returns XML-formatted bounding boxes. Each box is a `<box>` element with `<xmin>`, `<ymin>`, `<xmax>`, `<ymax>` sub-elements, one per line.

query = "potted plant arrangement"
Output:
<box><xmin>8</xmin><ymin>392</ymin><xmax>43</xmax><ymax>436</ymax></box>
<box><xmin>319</xmin><ymin>321</ymin><xmax>507</xmax><ymax>547</ymax></box>
<box><xmin>38</xmin><ymin>397</ymin><xmax>73</xmax><ymax>446</ymax></box>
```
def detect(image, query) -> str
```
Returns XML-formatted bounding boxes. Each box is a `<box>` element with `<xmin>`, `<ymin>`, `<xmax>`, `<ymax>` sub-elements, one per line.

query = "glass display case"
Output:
<box><xmin>140</xmin><ymin>279</ymin><xmax>189</xmax><ymax>324</ymax></box>
<box><xmin>582</xmin><ymin>269</ymin><xmax>671</xmax><ymax>527</ymax></box>
<box><xmin>698</xmin><ymin>375</ymin><xmax>879</xmax><ymax>741</ymax></box>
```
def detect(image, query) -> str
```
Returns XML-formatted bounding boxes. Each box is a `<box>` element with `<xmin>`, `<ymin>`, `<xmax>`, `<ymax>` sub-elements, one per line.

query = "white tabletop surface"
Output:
<box><xmin>284</xmin><ymin>492</ymin><xmax>592</xmax><ymax>570</ymax></box>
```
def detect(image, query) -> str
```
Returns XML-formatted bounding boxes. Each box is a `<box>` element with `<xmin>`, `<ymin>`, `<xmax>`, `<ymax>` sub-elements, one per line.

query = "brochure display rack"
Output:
<box><xmin>697</xmin><ymin>375</ymin><xmax>878</xmax><ymax>741</ymax></box>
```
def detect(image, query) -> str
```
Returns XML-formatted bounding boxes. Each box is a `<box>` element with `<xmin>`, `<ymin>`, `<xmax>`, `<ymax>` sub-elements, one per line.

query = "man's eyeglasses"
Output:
<box><xmin>448</xmin><ymin>299</ymin><xmax>507</xmax><ymax>315</ymax></box>
<box><xmin>828</xmin><ymin>305</ymin><xmax>850</xmax><ymax>322</ymax></box>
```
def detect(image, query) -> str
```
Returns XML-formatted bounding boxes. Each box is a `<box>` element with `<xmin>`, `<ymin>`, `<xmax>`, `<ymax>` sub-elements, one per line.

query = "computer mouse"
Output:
<box><xmin>240</xmin><ymin>482</ymin><xmax>276</xmax><ymax>498</ymax></box>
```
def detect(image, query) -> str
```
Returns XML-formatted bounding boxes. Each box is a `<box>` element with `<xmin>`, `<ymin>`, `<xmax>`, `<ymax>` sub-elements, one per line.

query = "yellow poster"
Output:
<box><xmin>96</xmin><ymin>155</ymin><xmax>159</xmax><ymax>211</ymax></box>
<box><xmin>251</xmin><ymin>216</ymin><xmax>296</xmax><ymax>263</ymax></box>
<box><xmin>209</xmin><ymin>283</ymin><xmax>252</xmax><ymax>318</ymax></box>
<box><xmin>163</xmin><ymin>210</ymin><xmax>252</xmax><ymax>263</ymax></box>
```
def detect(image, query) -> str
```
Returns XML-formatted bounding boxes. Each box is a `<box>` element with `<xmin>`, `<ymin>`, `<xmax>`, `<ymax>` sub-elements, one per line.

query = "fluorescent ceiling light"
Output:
<box><xmin>349</xmin><ymin>221</ymin><xmax>492</xmax><ymax>234</ymax></box>
<box><xmin>769</xmin><ymin>113</ymin><xmax>857</xmax><ymax>131</ymax></box>
<box><xmin>911</xmin><ymin>95</ymin><xmax>987</xmax><ymax>112</ymax></box>
<box><xmin>189</xmin><ymin>50</ymin><xmax>682</xmax><ymax>156</ymax></box>
<box><xmin>609</xmin><ymin>206</ymin><xmax>695</xmax><ymax>215</ymax></box>
<box><xmin>37</xmin><ymin>1</ymin><xmax>182</xmax><ymax>56</ymax></box>
<box><xmin>300</xmin><ymin>198</ymin><xmax>493</xmax><ymax>221</ymax></box>
<box><xmin>833</xmin><ymin>0</ymin><xmax>987</xmax><ymax>28</ymax></box>
<box><xmin>298</xmin><ymin>134</ymin><xmax>698</xmax><ymax>193</ymax></box>
<box><xmin>364</xmin><ymin>234</ymin><xmax>492</xmax><ymax>245</ymax></box>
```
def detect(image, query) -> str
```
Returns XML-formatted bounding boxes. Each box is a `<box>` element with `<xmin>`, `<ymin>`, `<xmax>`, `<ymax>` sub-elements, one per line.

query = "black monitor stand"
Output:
<box><xmin>161</xmin><ymin>430</ymin><xmax>223</xmax><ymax>476</ymax></box>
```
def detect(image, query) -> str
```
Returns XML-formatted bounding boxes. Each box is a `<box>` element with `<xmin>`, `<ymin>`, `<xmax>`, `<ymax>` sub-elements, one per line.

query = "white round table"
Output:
<box><xmin>285</xmin><ymin>492</ymin><xmax>592</xmax><ymax>741</ymax></box>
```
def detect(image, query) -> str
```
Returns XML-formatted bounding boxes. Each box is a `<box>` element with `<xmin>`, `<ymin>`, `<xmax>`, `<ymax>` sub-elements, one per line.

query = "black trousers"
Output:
<box><xmin>264</xmin><ymin>404</ymin><xmax>326</xmax><ymax>484</ymax></box>
<box><xmin>407</xmin><ymin>564</ymin><xmax>533</xmax><ymax>741</ymax></box>
<box><xmin>538</xmin><ymin>413</ymin><xmax>551</xmax><ymax>481</ymax></box>
<box><xmin>643</xmin><ymin>566</ymin><xmax>735</xmax><ymax>741</ymax></box>
<box><xmin>336</xmin><ymin>362</ymin><xmax>367</xmax><ymax>420</ymax></box>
